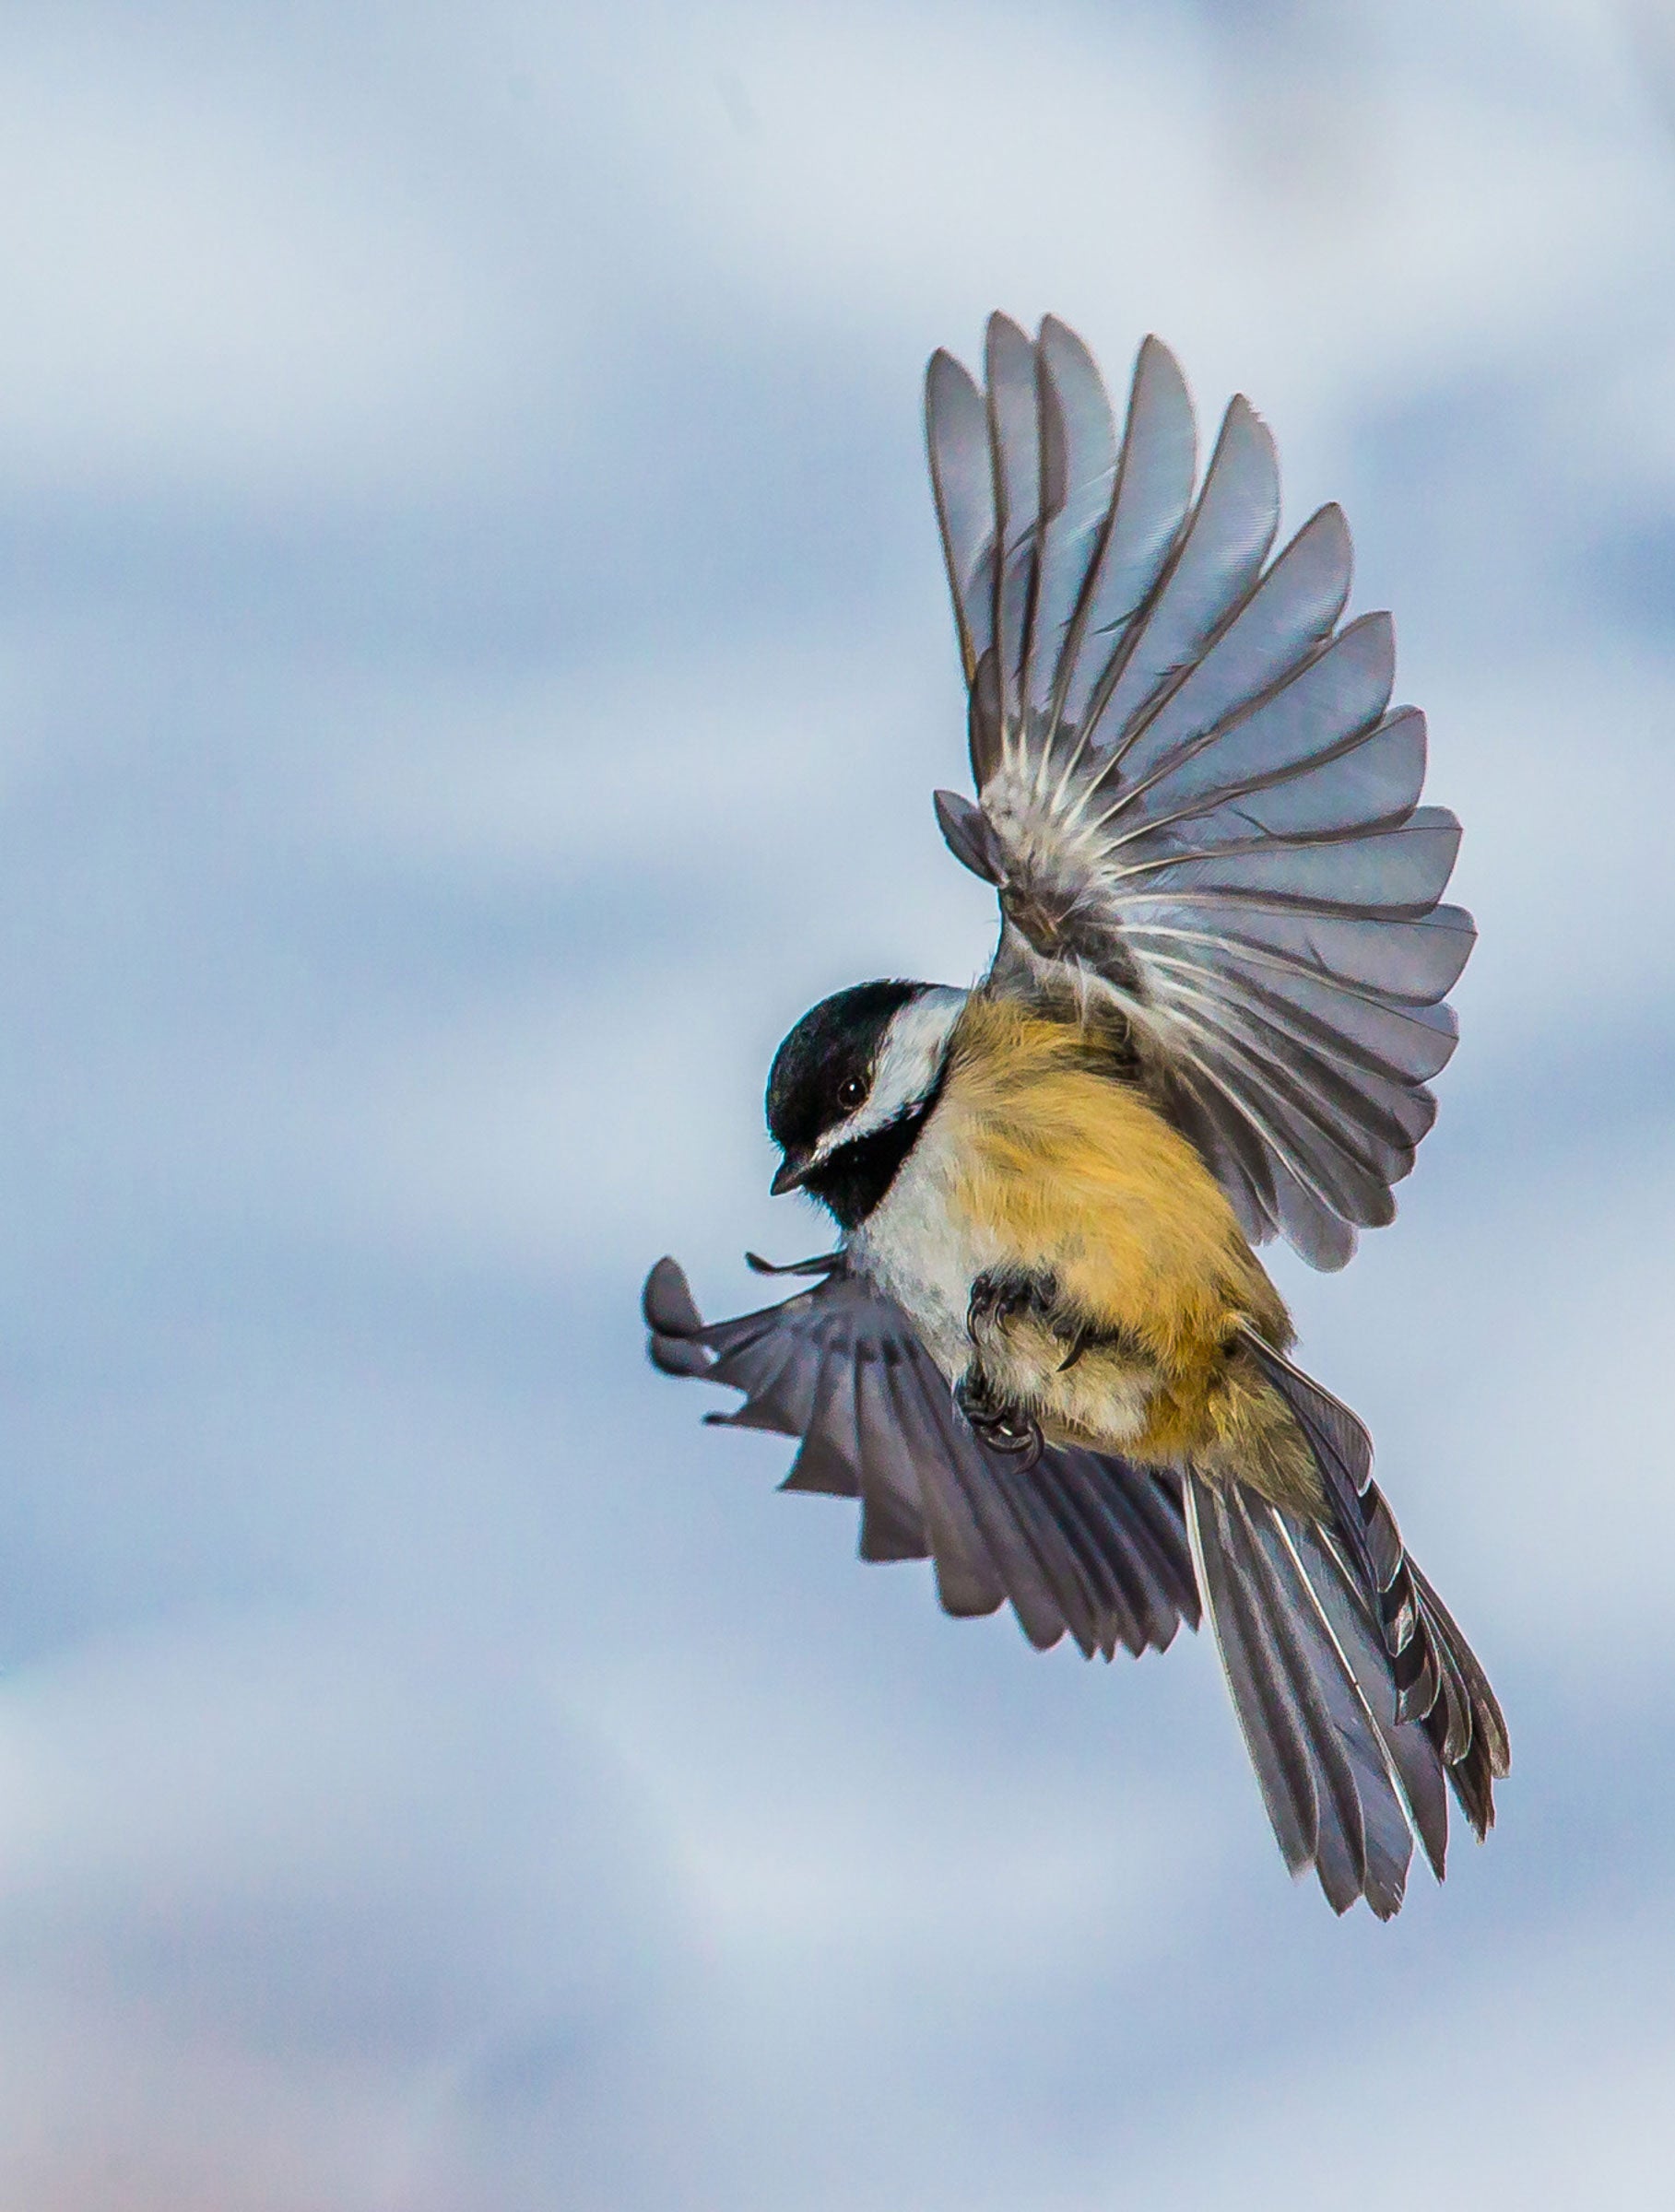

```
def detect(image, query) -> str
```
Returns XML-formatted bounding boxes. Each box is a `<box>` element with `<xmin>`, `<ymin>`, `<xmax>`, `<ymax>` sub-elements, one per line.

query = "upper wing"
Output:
<box><xmin>926</xmin><ymin>314</ymin><xmax>1473</xmax><ymax>1268</ymax></box>
<box><xmin>643</xmin><ymin>1256</ymin><xmax>1198</xmax><ymax>1660</ymax></box>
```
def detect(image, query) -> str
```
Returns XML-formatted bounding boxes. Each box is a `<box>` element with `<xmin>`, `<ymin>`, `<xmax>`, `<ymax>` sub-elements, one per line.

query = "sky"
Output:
<box><xmin>1</xmin><ymin>0</ymin><xmax>1673</xmax><ymax>2205</ymax></box>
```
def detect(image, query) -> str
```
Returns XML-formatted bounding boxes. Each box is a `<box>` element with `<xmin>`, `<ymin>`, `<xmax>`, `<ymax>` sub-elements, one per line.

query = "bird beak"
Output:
<box><xmin>771</xmin><ymin>1152</ymin><xmax>811</xmax><ymax>1196</ymax></box>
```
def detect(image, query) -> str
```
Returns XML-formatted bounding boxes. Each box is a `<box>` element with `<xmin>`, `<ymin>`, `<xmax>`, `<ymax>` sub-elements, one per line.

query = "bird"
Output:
<box><xmin>643</xmin><ymin>312</ymin><xmax>1508</xmax><ymax>1920</ymax></box>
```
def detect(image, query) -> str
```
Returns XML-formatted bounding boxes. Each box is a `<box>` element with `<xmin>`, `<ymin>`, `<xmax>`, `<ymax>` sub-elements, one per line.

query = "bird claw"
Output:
<box><xmin>954</xmin><ymin>1371</ymin><xmax>1043</xmax><ymax>1469</ymax></box>
<box><xmin>1056</xmin><ymin>1323</ymin><xmax>1092</xmax><ymax>1372</ymax></box>
<box><xmin>970</xmin><ymin>1272</ymin><xmax>1104</xmax><ymax>1377</ymax></box>
<box><xmin>966</xmin><ymin>1269</ymin><xmax>1050</xmax><ymax>1340</ymax></box>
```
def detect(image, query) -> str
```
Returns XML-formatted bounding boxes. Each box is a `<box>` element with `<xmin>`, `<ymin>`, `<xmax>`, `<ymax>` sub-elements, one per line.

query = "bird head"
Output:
<box><xmin>765</xmin><ymin>981</ymin><xmax>965</xmax><ymax>1229</ymax></box>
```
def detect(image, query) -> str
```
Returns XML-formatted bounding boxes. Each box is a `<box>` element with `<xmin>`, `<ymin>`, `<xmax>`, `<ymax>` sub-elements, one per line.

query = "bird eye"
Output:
<box><xmin>837</xmin><ymin>1075</ymin><xmax>866</xmax><ymax>1111</ymax></box>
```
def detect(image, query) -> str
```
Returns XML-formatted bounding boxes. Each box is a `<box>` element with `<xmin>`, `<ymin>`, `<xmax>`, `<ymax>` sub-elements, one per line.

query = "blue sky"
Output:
<box><xmin>2</xmin><ymin>1</ymin><xmax>1674</xmax><ymax>2204</ymax></box>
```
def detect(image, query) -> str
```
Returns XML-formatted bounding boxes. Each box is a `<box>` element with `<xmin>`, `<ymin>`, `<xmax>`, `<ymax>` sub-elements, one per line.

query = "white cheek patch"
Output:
<box><xmin>810</xmin><ymin>987</ymin><xmax>966</xmax><ymax>1163</ymax></box>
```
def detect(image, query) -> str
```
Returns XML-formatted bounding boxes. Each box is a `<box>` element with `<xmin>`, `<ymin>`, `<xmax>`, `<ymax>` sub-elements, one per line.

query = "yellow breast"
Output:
<box><xmin>942</xmin><ymin>996</ymin><xmax>1300</xmax><ymax>1475</ymax></box>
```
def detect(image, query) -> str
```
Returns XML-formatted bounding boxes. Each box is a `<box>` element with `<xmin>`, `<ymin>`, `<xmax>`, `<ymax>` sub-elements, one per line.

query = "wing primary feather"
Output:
<box><xmin>1035</xmin><ymin>1459</ymin><xmax>1155</xmax><ymax>1656</ymax></box>
<box><xmin>1032</xmin><ymin>1463</ymin><xmax>1145</xmax><ymax>1657</ymax></box>
<box><xmin>1099</xmin><ymin>810</ymin><xmax>1462</xmax><ymax>921</ymax></box>
<box><xmin>1112</xmin><ymin>703</ymin><xmax>1424</xmax><ymax>853</ymax></box>
<box><xmin>650</xmin><ymin>1262</ymin><xmax>1198</xmax><ymax>1665</ymax></box>
<box><xmin>1047</xmin><ymin>335</ymin><xmax>1197</xmax><ymax>782</ymax></box>
<box><xmin>985</xmin><ymin>313</ymin><xmax>1043</xmax><ymax>740</ymax></box>
<box><xmin>776</xmin><ymin>1334</ymin><xmax>858</xmax><ymax>1491</ymax></box>
<box><xmin>1080</xmin><ymin>394</ymin><xmax>1280</xmax><ymax>771</ymax></box>
<box><xmin>648</xmin><ymin>1333</ymin><xmax>713</xmax><ymax>1379</ymax></box>
<box><xmin>643</xmin><ymin>1256</ymin><xmax>705</xmax><ymax>1338</ymax></box>
<box><xmin>1084</xmin><ymin>623</ymin><xmax>1403</xmax><ymax>851</ymax></box>
<box><xmin>1026</xmin><ymin>317</ymin><xmax>1119</xmax><ymax>728</ymax></box>
<box><xmin>885</xmin><ymin>1352</ymin><xmax>1008</xmax><ymax>1619</ymax></box>
<box><xmin>1087</xmin><ymin>501</ymin><xmax>1352</xmax><ymax>807</ymax></box>
<box><xmin>926</xmin><ymin>348</ymin><xmax>997</xmax><ymax>682</ymax></box>
<box><xmin>702</xmin><ymin>1335</ymin><xmax>820</xmax><ymax>1433</ymax></box>
<box><xmin>852</xmin><ymin>1352</ymin><xmax>930</xmax><ymax>1559</ymax></box>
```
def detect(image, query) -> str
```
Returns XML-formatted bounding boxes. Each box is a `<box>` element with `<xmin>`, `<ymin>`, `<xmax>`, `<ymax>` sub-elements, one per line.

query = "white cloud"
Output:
<box><xmin>0</xmin><ymin>28</ymin><xmax>577</xmax><ymax>500</ymax></box>
<box><xmin>1106</xmin><ymin>1890</ymin><xmax>1675</xmax><ymax>2209</ymax></box>
<box><xmin>0</xmin><ymin>1611</ymin><xmax>692</xmax><ymax>2210</ymax></box>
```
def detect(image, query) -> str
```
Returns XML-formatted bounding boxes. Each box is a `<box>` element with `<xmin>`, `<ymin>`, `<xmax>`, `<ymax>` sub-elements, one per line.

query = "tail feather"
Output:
<box><xmin>1406</xmin><ymin>1557</ymin><xmax>1508</xmax><ymax>1838</ymax></box>
<box><xmin>1239</xmin><ymin>1329</ymin><xmax>1508</xmax><ymax>1841</ymax></box>
<box><xmin>1283</xmin><ymin>1513</ymin><xmax>1450</xmax><ymax>1879</ymax></box>
<box><xmin>1185</xmin><ymin>1472</ymin><xmax>1415</xmax><ymax>1918</ymax></box>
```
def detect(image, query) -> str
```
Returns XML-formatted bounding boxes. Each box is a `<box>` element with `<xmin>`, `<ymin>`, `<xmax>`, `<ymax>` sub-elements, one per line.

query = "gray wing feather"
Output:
<box><xmin>1098</xmin><ymin>503</ymin><xmax>1351</xmax><ymax>795</ymax></box>
<box><xmin>1082</xmin><ymin>395</ymin><xmax>1280</xmax><ymax>759</ymax></box>
<box><xmin>985</xmin><ymin>313</ymin><xmax>1043</xmax><ymax>733</ymax></box>
<box><xmin>643</xmin><ymin>1257</ymin><xmax>1198</xmax><ymax>1659</ymax></box>
<box><xmin>926</xmin><ymin>350</ymin><xmax>996</xmax><ymax>682</ymax></box>
<box><xmin>926</xmin><ymin>319</ymin><xmax>1473</xmax><ymax>1268</ymax></box>
<box><xmin>1026</xmin><ymin>317</ymin><xmax>1119</xmax><ymax>725</ymax></box>
<box><xmin>1053</xmin><ymin>335</ymin><xmax>1197</xmax><ymax>738</ymax></box>
<box><xmin>851</xmin><ymin>1357</ymin><xmax>932</xmax><ymax>1561</ymax></box>
<box><xmin>1116</xmin><ymin>616</ymin><xmax>1400</xmax><ymax>831</ymax></box>
<box><xmin>889</xmin><ymin>1362</ymin><xmax>1008</xmax><ymax>1619</ymax></box>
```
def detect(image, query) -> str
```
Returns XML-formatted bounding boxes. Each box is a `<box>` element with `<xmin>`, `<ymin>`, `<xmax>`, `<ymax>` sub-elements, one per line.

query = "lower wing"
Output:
<box><xmin>643</xmin><ymin>1254</ymin><xmax>1198</xmax><ymax>1660</ymax></box>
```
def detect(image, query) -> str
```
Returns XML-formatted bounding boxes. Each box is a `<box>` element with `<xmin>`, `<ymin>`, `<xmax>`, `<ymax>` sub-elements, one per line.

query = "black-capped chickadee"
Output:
<box><xmin>645</xmin><ymin>315</ymin><xmax>1507</xmax><ymax>1919</ymax></box>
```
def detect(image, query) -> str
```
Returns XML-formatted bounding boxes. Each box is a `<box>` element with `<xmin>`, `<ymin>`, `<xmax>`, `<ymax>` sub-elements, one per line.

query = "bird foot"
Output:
<box><xmin>966</xmin><ymin>1269</ymin><xmax>1056</xmax><ymax>1339</ymax></box>
<box><xmin>954</xmin><ymin>1368</ymin><xmax>1043</xmax><ymax>1469</ymax></box>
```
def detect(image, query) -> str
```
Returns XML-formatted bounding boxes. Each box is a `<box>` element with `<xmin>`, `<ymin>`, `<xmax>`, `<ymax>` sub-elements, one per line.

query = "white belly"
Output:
<box><xmin>846</xmin><ymin>1099</ymin><xmax>997</xmax><ymax>1384</ymax></box>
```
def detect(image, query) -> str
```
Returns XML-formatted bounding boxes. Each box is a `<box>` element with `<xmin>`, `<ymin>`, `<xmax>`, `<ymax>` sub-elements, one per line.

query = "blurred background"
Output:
<box><xmin>0</xmin><ymin>0</ymin><xmax>1671</xmax><ymax>2204</ymax></box>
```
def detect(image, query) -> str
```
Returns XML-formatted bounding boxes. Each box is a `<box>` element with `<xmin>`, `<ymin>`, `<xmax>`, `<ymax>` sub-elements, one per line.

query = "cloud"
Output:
<box><xmin>0</xmin><ymin>1611</ymin><xmax>700</xmax><ymax>2209</ymax></box>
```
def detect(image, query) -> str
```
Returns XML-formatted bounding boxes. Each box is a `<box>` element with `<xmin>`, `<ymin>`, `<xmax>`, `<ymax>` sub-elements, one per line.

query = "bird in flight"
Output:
<box><xmin>644</xmin><ymin>314</ymin><xmax>1507</xmax><ymax>1918</ymax></box>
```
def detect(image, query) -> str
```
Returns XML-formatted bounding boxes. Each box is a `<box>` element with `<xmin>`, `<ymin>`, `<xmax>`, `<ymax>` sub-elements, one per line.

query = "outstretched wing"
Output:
<box><xmin>643</xmin><ymin>1256</ymin><xmax>1198</xmax><ymax>1660</ymax></box>
<box><xmin>926</xmin><ymin>314</ymin><xmax>1472</xmax><ymax>1269</ymax></box>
